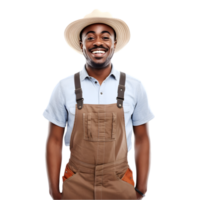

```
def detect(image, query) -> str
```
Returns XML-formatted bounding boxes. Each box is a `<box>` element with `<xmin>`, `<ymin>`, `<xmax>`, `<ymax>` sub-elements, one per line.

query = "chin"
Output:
<box><xmin>89</xmin><ymin>59</ymin><xmax>110</xmax><ymax>68</ymax></box>
<box><xmin>90</xmin><ymin>59</ymin><xmax>111</xmax><ymax>65</ymax></box>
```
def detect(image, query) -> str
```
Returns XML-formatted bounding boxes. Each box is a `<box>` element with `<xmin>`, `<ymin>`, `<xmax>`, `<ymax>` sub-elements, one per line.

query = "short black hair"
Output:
<box><xmin>79</xmin><ymin>25</ymin><xmax>117</xmax><ymax>41</ymax></box>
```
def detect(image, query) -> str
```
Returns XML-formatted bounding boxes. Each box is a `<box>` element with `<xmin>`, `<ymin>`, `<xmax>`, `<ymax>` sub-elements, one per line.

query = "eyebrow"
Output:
<box><xmin>85</xmin><ymin>30</ymin><xmax>111</xmax><ymax>36</ymax></box>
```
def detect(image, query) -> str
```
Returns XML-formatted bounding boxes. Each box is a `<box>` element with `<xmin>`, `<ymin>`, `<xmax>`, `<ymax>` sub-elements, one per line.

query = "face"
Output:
<box><xmin>79</xmin><ymin>23</ymin><xmax>117</xmax><ymax>69</ymax></box>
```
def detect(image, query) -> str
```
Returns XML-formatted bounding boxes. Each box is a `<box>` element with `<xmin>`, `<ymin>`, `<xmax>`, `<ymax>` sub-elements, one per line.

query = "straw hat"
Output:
<box><xmin>64</xmin><ymin>9</ymin><xmax>130</xmax><ymax>54</ymax></box>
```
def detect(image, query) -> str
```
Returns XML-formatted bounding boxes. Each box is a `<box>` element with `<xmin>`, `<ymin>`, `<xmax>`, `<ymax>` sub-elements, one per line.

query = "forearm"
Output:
<box><xmin>46</xmin><ymin>137</ymin><xmax>63</xmax><ymax>197</ymax></box>
<box><xmin>134</xmin><ymin>134</ymin><xmax>150</xmax><ymax>194</ymax></box>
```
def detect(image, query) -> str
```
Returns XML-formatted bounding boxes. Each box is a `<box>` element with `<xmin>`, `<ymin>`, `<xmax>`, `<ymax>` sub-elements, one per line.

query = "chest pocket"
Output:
<box><xmin>83</xmin><ymin>112</ymin><xmax>117</xmax><ymax>141</ymax></box>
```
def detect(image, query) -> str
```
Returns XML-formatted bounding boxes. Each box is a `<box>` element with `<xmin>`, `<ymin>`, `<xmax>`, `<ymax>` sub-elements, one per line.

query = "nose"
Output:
<box><xmin>93</xmin><ymin>37</ymin><xmax>103</xmax><ymax>46</ymax></box>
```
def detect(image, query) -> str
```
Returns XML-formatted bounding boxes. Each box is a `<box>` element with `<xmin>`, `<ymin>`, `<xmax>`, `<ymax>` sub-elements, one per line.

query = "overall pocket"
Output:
<box><xmin>121</xmin><ymin>168</ymin><xmax>135</xmax><ymax>187</ymax></box>
<box><xmin>114</xmin><ymin>167</ymin><xmax>137</xmax><ymax>199</ymax></box>
<box><xmin>83</xmin><ymin>112</ymin><xmax>117</xmax><ymax>141</ymax></box>
<box><xmin>62</xmin><ymin>163</ymin><xmax>77</xmax><ymax>183</ymax></box>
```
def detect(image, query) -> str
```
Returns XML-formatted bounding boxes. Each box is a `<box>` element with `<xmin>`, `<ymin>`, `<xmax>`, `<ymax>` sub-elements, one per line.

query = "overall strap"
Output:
<box><xmin>74</xmin><ymin>71</ymin><xmax>125</xmax><ymax>109</ymax></box>
<box><xmin>116</xmin><ymin>72</ymin><xmax>126</xmax><ymax>108</ymax></box>
<box><xmin>74</xmin><ymin>72</ymin><xmax>84</xmax><ymax>110</ymax></box>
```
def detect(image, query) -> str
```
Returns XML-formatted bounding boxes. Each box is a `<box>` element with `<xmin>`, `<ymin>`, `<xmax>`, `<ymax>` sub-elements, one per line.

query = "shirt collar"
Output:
<box><xmin>80</xmin><ymin>63</ymin><xmax>118</xmax><ymax>81</ymax></box>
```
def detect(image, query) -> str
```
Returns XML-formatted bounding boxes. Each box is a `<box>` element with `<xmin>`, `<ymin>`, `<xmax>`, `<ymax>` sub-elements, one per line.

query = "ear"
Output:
<box><xmin>114</xmin><ymin>39</ymin><xmax>117</xmax><ymax>49</ymax></box>
<box><xmin>79</xmin><ymin>40</ymin><xmax>83</xmax><ymax>51</ymax></box>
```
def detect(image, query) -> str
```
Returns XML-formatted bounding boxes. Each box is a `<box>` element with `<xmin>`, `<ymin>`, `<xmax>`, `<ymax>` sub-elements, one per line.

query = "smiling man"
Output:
<box><xmin>79</xmin><ymin>23</ymin><xmax>117</xmax><ymax>85</ymax></box>
<box><xmin>43</xmin><ymin>10</ymin><xmax>155</xmax><ymax>200</ymax></box>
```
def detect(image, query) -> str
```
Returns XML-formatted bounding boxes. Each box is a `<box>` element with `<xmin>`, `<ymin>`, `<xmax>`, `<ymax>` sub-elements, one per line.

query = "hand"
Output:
<box><xmin>135</xmin><ymin>191</ymin><xmax>143</xmax><ymax>200</ymax></box>
<box><xmin>49</xmin><ymin>190</ymin><xmax>62</xmax><ymax>200</ymax></box>
<box><xmin>53</xmin><ymin>192</ymin><xmax>62</xmax><ymax>200</ymax></box>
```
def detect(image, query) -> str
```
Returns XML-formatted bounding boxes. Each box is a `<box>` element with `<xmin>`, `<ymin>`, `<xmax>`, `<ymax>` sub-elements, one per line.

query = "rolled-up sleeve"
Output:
<box><xmin>43</xmin><ymin>81</ymin><xmax>68</xmax><ymax>127</ymax></box>
<box><xmin>132</xmin><ymin>81</ymin><xmax>155</xmax><ymax>126</ymax></box>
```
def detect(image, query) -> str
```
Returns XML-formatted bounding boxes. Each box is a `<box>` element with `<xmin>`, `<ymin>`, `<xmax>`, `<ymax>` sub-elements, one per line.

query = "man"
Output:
<box><xmin>43</xmin><ymin>9</ymin><xmax>154</xmax><ymax>200</ymax></box>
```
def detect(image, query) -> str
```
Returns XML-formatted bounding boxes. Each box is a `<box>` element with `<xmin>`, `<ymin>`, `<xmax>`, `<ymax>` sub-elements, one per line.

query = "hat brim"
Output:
<box><xmin>64</xmin><ymin>17</ymin><xmax>130</xmax><ymax>54</ymax></box>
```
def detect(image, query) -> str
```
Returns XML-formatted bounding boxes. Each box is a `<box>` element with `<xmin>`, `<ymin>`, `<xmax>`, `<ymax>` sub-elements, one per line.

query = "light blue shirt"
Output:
<box><xmin>43</xmin><ymin>64</ymin><xmax>155</xmax><ymax>152</ymax></box>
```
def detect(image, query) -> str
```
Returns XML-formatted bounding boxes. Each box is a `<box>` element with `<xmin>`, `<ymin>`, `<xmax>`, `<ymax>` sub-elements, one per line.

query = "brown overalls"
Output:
<box><xmin>61</xmin><ymin>71</ymin><xmax>137</xmax><ymax>199</ymax></box>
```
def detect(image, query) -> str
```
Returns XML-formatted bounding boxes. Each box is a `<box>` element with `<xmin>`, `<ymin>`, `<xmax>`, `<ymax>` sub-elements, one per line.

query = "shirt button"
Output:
<box><xmin>95</xmin><ymin>81</ymin><xmax>97</xmax><ymax>84</ymax></box>
<box><xmin>100</xmin><ymin>92</ymin><xmax>103</xmax><ymax>95</ymax></box>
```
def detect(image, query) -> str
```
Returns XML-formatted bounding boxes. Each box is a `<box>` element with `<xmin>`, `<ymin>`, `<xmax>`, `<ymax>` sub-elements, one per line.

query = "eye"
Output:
<box><xmin>103</xmin><ymin>37</ymin><xmax>109</xmax><ymax>39</ymax></box>
<box><xmin>87</xmin><ymin>37</ymin><xmax>94</xmax><ymax>40</ymax></box>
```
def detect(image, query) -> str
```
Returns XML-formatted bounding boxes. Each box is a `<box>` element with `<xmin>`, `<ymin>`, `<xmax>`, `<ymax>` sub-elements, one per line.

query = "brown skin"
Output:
<box><xmin>46</xmin><ymin>123</ymin><xmax>64</xmax><ymax>199</ymax></box>
<box><xmin>46</xmin><ymin>23</ymin><xmax>150</xmax><ymax>199</ymax></box>
<box><xmin>80</xmin><ymin>23</ymin><xmax>117</xmax><ymax>85</ymax></box>
<box><xmin>133</xmin><ymin>123</ymin><xmax>150</xmax><ymax>199</ymax></box>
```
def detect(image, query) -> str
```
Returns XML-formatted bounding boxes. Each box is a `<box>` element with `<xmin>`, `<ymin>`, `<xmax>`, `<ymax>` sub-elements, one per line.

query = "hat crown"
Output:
<box><xmin>84</xmin><ymin>9</ymin><xmax>113</xmax><ymax>19</ymax></box>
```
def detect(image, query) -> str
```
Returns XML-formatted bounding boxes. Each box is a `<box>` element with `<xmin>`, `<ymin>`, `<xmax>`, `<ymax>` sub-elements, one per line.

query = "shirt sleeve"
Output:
<box><xmin>131</xmin><ymin>81</ymin><xmax>155</xmax><ymax>126</ymax></box>
<box><xmin>43</xmin><ymin>80</ymin><xmax>68</xmax><ymax>127</ymax></box>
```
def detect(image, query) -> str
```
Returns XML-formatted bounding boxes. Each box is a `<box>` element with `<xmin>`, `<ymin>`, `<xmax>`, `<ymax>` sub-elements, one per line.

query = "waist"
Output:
<box><xmin>68</xmin><ymin>156</ymin><xmax>129</xmax><ymax>174</ymax></box>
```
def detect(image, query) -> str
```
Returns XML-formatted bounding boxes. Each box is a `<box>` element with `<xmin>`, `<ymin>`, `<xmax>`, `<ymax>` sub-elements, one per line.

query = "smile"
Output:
<box><xmin>90</xmin><ymin>50</ymin><xmax>107</xmax><ymax>58</ymax></box>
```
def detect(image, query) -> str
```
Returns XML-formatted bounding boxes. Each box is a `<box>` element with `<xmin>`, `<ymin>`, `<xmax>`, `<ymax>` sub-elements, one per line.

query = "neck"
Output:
<box><xmin>85</xmin><ymin>63</ymin><xmax>112</xmax><ymax>85</ymax></box>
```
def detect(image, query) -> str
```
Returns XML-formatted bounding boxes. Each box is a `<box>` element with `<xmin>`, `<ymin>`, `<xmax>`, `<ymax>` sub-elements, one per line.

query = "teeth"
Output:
<box><xmin>92</xmin><ymin>51</ymin><xmax>105</xmax><ymax>54</ymax></box>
